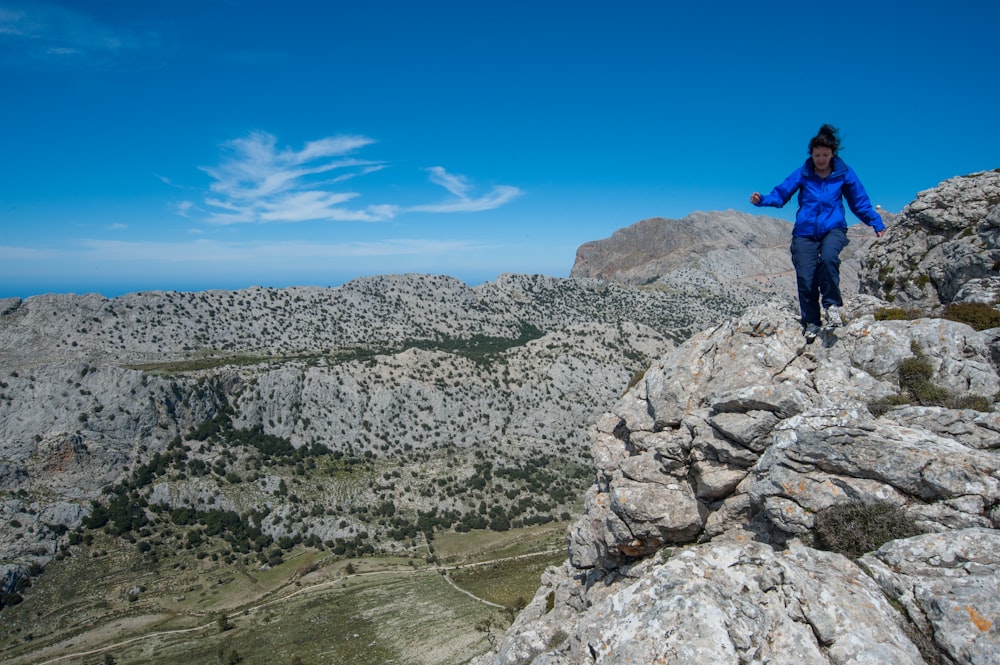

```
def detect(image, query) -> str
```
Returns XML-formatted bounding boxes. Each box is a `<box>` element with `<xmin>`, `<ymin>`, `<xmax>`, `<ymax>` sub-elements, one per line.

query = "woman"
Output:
<box><xmin>751</xmin><ymin>124</ymin><xmax>885</xmax><ymax>341</ymax></box>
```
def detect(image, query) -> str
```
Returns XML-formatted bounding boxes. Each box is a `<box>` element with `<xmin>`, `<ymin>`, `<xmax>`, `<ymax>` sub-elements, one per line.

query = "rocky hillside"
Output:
<box><xmin>570</xmin><ymin>209</ymin><xmax>885</xmax><ymax>306</ymax></box>
<box><xmin>475</xmin><ymin>171</ymin><xmax>1000</xmax><ymax>665</ymax></box>
<box><xmin>3</xmin><ymin>272</ymin><xmax>756</xmax><ymax>606</ymax></box>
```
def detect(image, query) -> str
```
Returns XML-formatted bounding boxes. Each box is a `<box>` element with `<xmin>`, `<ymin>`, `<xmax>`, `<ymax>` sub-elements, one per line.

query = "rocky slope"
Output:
<box><xmin>3</xmin><ymin>273</ymin><xmax>738</xmax><ymax>601</ymax></box>
<box><xmin>475</xmin><ymin>171</ymin><xmax>1000</xmax><ymax>665</ymax></box>
<box><xmin>570</xmin><ymin>209</ymin><xmax>885</xmax><ymax>306</ymax></box>
<box><xmin>0</xmin><ymin>273</ymin><xmax>749</xmax><ymax>370</ymax></box>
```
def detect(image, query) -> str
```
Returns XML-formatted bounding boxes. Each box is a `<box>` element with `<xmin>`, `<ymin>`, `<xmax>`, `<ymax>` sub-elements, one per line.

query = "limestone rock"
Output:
<box><xmin>480</xmin><ymin>292</ymin><xmax>1000</xmax><ymax>664</ymax></box>
<box><xmin>488</xmin><ymin>541</ymin><xmax>926</xmax><ymax>665</ymax></box>
<box><xmin>860</xmin><ymin>169</ymin><xmax>1000</xmax><ymax>308</ymax></box>
<box><xmin>861</xmin><ymin>528</ymin><xmax>1000</xmax><ymax>665</ymax></box>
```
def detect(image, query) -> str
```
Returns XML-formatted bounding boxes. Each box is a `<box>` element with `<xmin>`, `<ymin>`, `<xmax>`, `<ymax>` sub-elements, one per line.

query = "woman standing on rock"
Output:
<box><xmin>751</xmin><ymin>124</ymin><xmax>885</xmax><ymax>341</ymax></box>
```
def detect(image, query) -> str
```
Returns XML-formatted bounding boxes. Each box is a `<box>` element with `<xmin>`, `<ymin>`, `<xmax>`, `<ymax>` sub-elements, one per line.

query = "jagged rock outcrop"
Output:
<box><xmin>477</xmin><ymin>171</ymin><xmax>1000</xmax><ymax>665</ymax></box>
<box><xmin>506</xmin><ymin>539</ymin><xmax>930</xmax><ymax>664</ymax></box>
<box><xmin>570</xmin><ymin>209</ymin><xmax>879</xmax><ymax>306</ymax></box>
<box><xmin>477</xmin><ymin>301</ymin><xmax>1000</xmax><ymax>665</ymax></box>
<box><xmin>861</xmin><ymin>169</ymin><xmax>1000</xmax><ymax>308</ymax></box>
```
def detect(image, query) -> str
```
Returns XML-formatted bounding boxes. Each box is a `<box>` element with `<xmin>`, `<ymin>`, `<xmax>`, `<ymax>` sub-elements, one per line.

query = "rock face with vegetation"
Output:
<box><xmin>3</xmin><ymin>273</ymin><xmax>731</xmax><ymax>608</ymax></box>
<box><xmin>476</xmin><ymin>171</ymin><xmax>1000</xmax><ymax>665</ymax></box>
<box><xmin>861</xmin><ymin>169</ymin><xmax>1000</xmax><ymax>310</ymax></box>
<box><xmin>0</xmin><ymin>259</ymin><xmax>783</xmax><ymax>646</ymax></box>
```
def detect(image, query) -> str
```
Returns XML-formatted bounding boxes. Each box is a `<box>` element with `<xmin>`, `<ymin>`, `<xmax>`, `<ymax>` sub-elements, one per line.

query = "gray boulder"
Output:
<box><xmin>494</xmin><ymin>541</ymin><xmax>926</xmax><ymax>665</ymax></box>
<box><xmin>860</xmin><ymin>169</ymin><xmax>1000</xmax><ymax>308</ymax></box>
<box><xmin>861</xmin><ymin>528</ymin><xmax>1000</xmax><ymax>665</ymax></box>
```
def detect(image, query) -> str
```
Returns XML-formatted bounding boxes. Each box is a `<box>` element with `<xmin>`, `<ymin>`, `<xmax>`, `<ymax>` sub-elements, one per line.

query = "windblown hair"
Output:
<box><xmin>808</xmin><ymin>124</ymin><xmax>841</xmax><ymax>155</ymax></box>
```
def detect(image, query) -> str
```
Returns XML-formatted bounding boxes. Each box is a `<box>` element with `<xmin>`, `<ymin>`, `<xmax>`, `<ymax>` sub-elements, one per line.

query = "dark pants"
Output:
<box><xmin>790</xmin><ymin>228</ymin><xmax>849</xmax><ymax>327</ymax></box>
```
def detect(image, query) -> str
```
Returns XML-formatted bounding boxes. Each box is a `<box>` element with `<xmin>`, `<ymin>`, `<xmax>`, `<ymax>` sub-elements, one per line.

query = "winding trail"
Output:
<box><xmin>27</xmin><ymin>547</ymin><xmax>563</xmax><ymax>665</ymax></box>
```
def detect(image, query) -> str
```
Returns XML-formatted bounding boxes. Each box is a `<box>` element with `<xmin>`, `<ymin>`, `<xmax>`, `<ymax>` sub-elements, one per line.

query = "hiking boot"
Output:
<box><xmin>804</xmin><ymin>323</ymin><xmax>822</xmax><ymax>343</ymax></box>
<box><xmin>825</xmin><ymin>306</ymin><xmax>843</xmax><ymax>327</ymax></box>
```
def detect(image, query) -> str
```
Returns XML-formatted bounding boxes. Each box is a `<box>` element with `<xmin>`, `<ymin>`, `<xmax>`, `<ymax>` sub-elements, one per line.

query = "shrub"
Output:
<box><xmin>216</xmin><ymin>613</ymin><xmax>233</xmax><ymax>632</ymax></box>
<box><xmin>948</xmin><ymin>393</ymin><xmax>994</xmax><ymax>412</ymax></box>
<box><xmin>874</xmin><ymin>307</ymin><xmax>921</xmax><ymax>321</ymax></box>
<box><xmin>1</xmin><ymin>591</ymin><xmax>24</xmax><ymax>609</ymax></box>
<box><xmin>870</xmin><ymin>340</ymin><xmax>994</xmax><ymax>415</ymax></box>
<box><xmin>941</xmin><ymin>302</ymin><xmax>1000</xmax><ymax>331</ymax></box>
<box><xmin>547</xmin><ymin>629</ymin><xmax>569</xmax><ymax>650</ymax></box>
<box><xmin>626</xmin><ymin>368</ymin><xmax>647</xmax><ymax>391</ymax></box>
<box><xmin>898</xmin><ymin>352</ymin><xmax>950</xmax><ymax>405</ymax></box>
<box><xmin>813</xmin><ymin>502</ymin><xmax>921</xmax><ymax>559</ymax></box>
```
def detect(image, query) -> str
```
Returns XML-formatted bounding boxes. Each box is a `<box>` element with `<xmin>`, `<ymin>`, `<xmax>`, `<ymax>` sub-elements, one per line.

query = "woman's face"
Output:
<box><xmin>811</xmin><ymin>147</ymin><xmax>833</xmax><ymax>173</ymax></box>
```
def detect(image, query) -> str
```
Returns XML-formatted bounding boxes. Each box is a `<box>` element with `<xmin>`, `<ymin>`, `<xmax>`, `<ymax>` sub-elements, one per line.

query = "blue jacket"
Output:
<box><xmin>754</xmin><ymin>156</ymin><xmax>885</xmax><ymax>237</ymax></box>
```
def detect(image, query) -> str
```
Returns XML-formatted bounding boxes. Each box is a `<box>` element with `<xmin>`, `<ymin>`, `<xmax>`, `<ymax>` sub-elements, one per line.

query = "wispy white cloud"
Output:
<box><xmin>329</xmin><ymin>164</ymin><xmax>387</xmax><ymax>184</ymax></box>
<box><xmin>426</xmin><ymin>166</ymin><xmax>473</xmax><ymax>198</ymax></box>
<box><xmin>203</xmin><ymin>132</ymin><xmax>377</xmax><ymax>200</ymax></box>
<box><xmin>410</xmin><ymin>167</ymin><xmax>523</xmax><ymax>213</ymax></box>
<box><xmin>258</xmin><ymin>191</ymin><xmax>367</xmax><ymax>223</ymax></box>
<box><xmin>198</xmin><ymin>131</ymin><xmax>395</xmax><ymax>225</ymax></box>
<box><xmin>174</xmin><ymin>201</ymin><xmax>194</xmax><ymax>218</ymax></box>
<box><xmin>0</xmin><ymin>2</ymin><xmax>145</xmax><ymax>68</ymax></box>
<box><xmin>192</xmin><ymin>131</ymin><xmax>522</xmax><ymax>225</ymax></box>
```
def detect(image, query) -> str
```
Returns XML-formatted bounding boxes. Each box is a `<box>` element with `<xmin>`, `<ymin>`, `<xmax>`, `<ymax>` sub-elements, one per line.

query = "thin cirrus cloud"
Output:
<box><xmin>410</xmin><ymin>166</ymin><xmax>523</xmax><ymax>213</ymax></box>
<box><xmin>69</xmin><ymin>237</ymin><xmax>489</xmax><ymax>264</ymax></box>
<box><xmin>1</xmin><ymin>237</ymin><xmax>490</xmax><ymax>279</ymax></box>
<box><xmin>0</xmin><ymin>2</ymin><xmax>144</xmax><ymax>68</ymax></box>
<box><xmin>187</xmin><ymin>131</ymin><xmax>522</xmax><ymax>225</ymax></box>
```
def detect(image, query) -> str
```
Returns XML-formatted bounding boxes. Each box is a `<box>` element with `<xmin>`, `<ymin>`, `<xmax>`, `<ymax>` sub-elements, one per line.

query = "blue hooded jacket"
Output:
<box><xmin>754</xmin><ymin>156</ymin><xmax>885</xmax><ymax>237</ymax></box>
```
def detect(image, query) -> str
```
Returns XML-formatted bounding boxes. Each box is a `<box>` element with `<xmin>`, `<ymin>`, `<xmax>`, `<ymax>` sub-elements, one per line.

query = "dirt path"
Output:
<box><xmin>27</xmin><ymin>547</ymin><xmax>563</xmax><ymax>665</ymax></box>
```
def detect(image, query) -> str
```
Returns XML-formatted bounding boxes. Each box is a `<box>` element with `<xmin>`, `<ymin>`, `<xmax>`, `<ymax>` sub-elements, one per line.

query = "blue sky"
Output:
<box><xmin>2</xmin><ymin>0</ymin><xmax>997</xmax><ymax>298</ymax></box>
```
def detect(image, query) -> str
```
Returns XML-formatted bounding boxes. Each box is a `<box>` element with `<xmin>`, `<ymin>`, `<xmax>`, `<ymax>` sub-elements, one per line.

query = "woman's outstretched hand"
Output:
<box><xmin>750</xmin><ymin>192</ymin><xmax>761</xmax><ymax>205</ymax></box>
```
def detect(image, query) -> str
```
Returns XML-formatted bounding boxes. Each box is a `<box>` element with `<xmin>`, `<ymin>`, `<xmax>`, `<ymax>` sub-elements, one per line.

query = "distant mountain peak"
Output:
<box><xmin>570</xmin><ymin>209</ymin><xmax>876</xmax><ymax>308</ymax></box>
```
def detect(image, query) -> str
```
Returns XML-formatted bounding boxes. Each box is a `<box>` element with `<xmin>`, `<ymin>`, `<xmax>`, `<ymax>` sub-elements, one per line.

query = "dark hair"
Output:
<box><xmin>808</xmin><ymin>124</ymin><xmax>841</xmax><ymax>155</ymax></box>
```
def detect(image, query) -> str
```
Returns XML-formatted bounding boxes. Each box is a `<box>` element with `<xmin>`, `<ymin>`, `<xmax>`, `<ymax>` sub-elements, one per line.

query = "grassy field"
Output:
<box><xmin>448</xmin><ymin>551</ymin><xmax>565</xmax><ymax>610</ymax></box>
<box><xmin>0</xmin><ymin>524</ymin><xmax>568</xmax><ymax>665</ymax></box>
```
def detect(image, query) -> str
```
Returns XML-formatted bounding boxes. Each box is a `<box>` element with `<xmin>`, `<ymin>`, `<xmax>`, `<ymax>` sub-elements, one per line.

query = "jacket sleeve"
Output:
<box><xmin>842</xmin><ymin>168</ymin><xmax>885</xmax><ymax>231</ymax></box>
<box><xmin>754</xmin><ymin>168</ymin><xmax>801</xmax><ymax>208</ymax></box>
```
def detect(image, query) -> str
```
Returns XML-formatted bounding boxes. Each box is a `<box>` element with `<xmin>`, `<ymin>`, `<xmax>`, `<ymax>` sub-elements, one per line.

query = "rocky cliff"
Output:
<box><xmin>476</xmin><ymin>171</ymin><xmax>1000</xmax><ymax>665</ymax></box>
